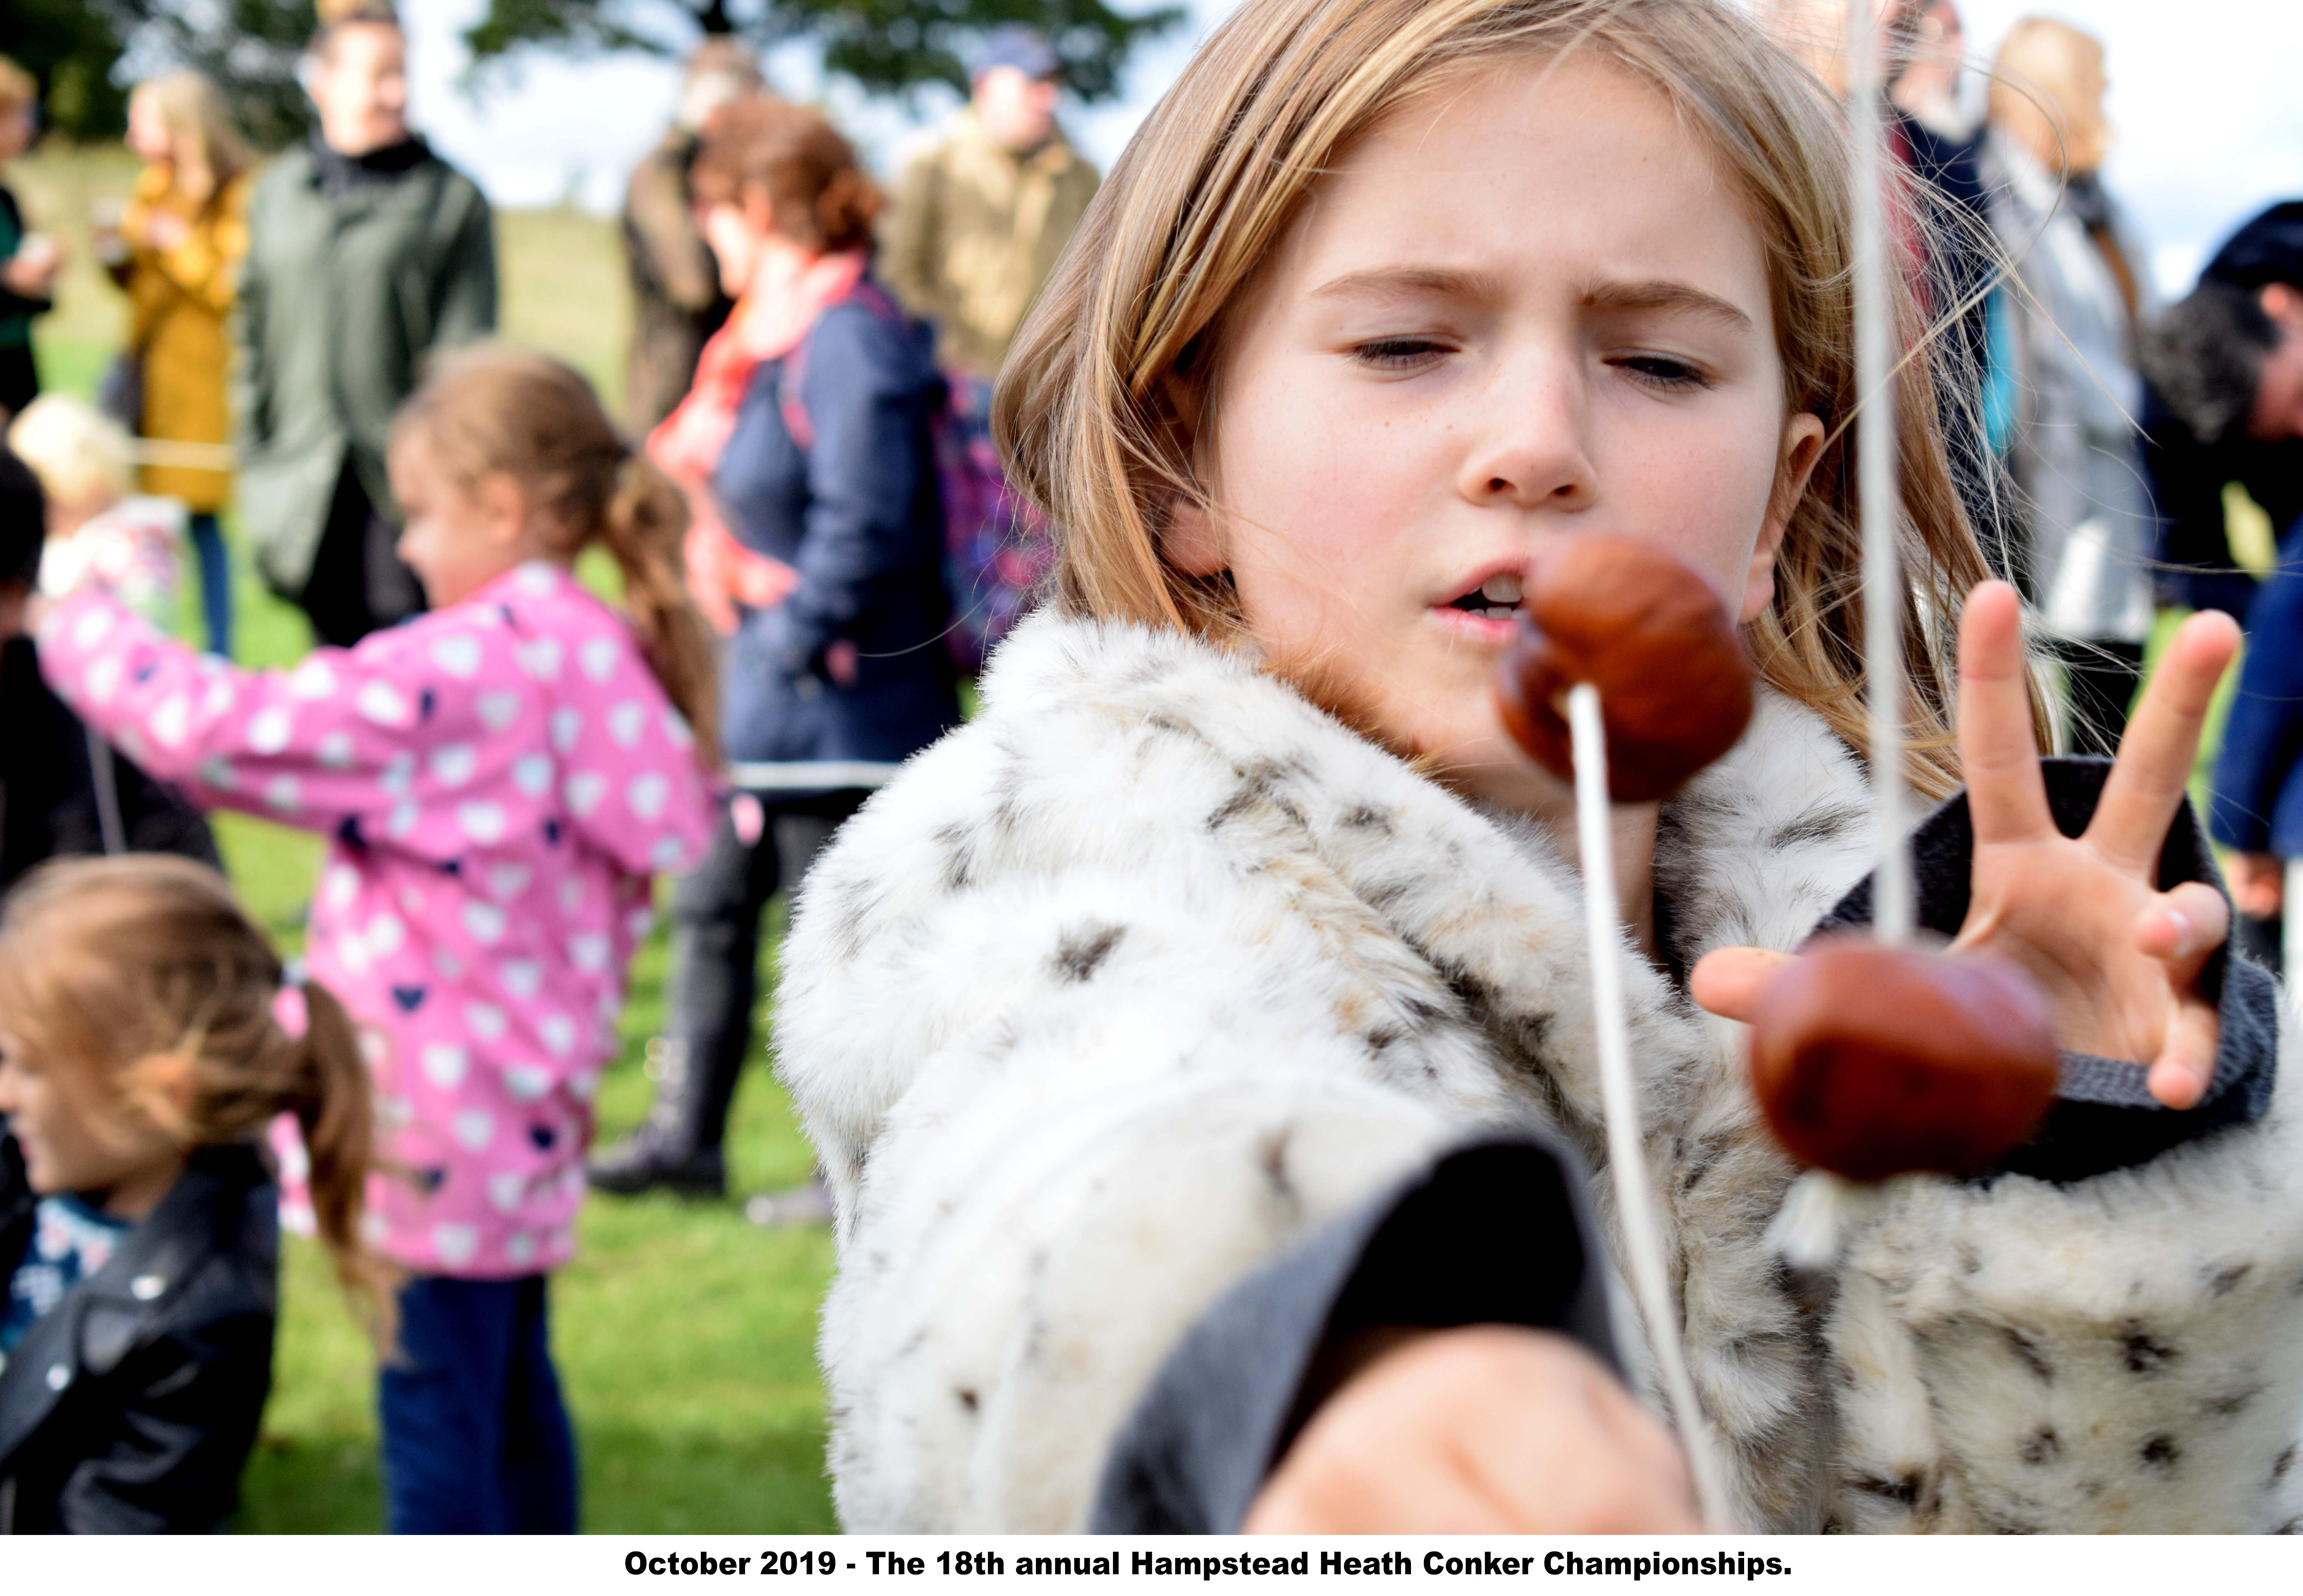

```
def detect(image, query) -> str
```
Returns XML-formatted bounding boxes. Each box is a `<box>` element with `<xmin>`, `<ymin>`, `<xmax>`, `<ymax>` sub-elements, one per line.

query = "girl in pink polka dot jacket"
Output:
<box><xmin>32</xmin><ymin>349</ymin><xmax>720</xmax><ymax>1531</ymax></box>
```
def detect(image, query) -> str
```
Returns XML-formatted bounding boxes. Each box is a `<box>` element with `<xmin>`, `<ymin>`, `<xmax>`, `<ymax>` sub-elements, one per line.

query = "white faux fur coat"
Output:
<box><xmin>774</xmin><ymin>610</ymin><xmax>2303</xmax><ymax>1533</ymax></box>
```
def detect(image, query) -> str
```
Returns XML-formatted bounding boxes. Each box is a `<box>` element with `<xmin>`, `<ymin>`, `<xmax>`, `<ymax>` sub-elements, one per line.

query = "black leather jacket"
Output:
<box><xmin>0</xmin><ymin>1134</ymin><xmax>278</xmax><ymax>1532</ymax></box>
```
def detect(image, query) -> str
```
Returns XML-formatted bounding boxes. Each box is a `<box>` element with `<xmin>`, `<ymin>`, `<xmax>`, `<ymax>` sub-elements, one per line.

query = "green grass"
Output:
<box><xmin>12</xmin><ymin>139</ymin><xmax>838</xmax><ymax>1534</ymax></box>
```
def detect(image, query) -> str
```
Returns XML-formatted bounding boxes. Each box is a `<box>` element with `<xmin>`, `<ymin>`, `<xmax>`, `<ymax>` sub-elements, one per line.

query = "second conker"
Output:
<box><xmin>1746</xmin><ymin>936</ymin><xmax>2062</xmax><ymax>1181</ymax></box>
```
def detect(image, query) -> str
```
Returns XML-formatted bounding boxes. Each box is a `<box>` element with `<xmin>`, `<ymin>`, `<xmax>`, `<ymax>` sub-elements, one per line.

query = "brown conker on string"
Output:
<box><xmin>1494</xmin><ymin>534</ymin><xmax>1755</xmax><ymax>802</ymax></box>
<box><xmin>1746</xmin><ymin>936</ymin><xmax>2061</xmax><ymax>1181</ymax></box>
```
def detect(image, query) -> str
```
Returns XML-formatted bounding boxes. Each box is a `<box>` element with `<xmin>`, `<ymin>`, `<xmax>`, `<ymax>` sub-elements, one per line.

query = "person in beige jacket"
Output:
<box><xmin>881</xmin><ymin>28</ymin><xmax>1099</xmax><ymax>388</ymax></box>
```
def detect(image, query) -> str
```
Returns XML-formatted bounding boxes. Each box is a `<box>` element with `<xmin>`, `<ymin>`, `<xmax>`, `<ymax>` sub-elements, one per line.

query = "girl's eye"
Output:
<box><xmin>1350</xmin><ymin>337</ymin><xmax>1452</xmax><ymax>371</ymax></box>
<box><xmin>1614</xmin><ymin>354</ymin><xmax>1715</xmax><ymax>392</ymax></box>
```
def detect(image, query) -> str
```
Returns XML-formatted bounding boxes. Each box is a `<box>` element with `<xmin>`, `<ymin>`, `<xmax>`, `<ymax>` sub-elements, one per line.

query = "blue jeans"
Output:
<box><xmin>187</xmin><ymin>511</ymin><xmax>232</xmax><ymax>657</ymax></box>
<box><xmin>378</xmin><ymin>1274</ymin><xmax>577</xmax><ymax>1533</ymax></box>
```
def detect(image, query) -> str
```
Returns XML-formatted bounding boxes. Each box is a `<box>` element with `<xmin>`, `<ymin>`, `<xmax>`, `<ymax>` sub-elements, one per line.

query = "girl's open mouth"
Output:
<box><xmin>1432</xmin><ymin>572</ymin><xmax>1527</xmax><ymax>643</ymax></box>
<box><xmin>1444</xmin><ymin>572</ymin><xmax>1525</xmax><ymax>619</ymax></box>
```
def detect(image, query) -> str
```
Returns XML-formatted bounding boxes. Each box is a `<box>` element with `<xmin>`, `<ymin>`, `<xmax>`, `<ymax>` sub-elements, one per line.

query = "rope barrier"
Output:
<box><xmin>725</xmin><ymin>760</ymin><xmax>901</xmax><ymax>792</ymax></box>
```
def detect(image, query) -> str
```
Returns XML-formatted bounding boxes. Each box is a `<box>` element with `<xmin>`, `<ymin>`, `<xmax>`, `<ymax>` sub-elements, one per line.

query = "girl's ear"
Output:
<box><xmin>1743</xmin><ymin>412</ymin><xmax>1827</xmax><ymax>624</ymax></box>
<box><xmin>1164</xmin><ymin>496</ymin><xmax>1227</xmax><ymax>576</ymax></box>
<box><xmin>474</xmin><ymin>470</ymin><xmax>531</xmax><ymax>551</ymax></box>
<box><xmin>1156</xmin><ymin>371</ymin><xmax>1226</xmax><ymax>576</ymax></box>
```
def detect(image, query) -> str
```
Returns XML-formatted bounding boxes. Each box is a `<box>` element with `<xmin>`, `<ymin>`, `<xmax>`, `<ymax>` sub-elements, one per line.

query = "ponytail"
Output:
<box><xmin>287</xmin><ymin>975</ymin><xmax>397</xmax><ymax>1342</ymax></box>
<box><xmin>601</xmin><ymin>451</ymin><xmax>722</xmax><ymax>770</ymax></box>
<box><xmin>392</xmin><ymin>347</ymin><xmax>723</xmax><ymax>773</ymax></box>
<box><xmin>0</xmin><ymin>857</ymin><xmax>398</xmax><ymax>1347</ymax></box>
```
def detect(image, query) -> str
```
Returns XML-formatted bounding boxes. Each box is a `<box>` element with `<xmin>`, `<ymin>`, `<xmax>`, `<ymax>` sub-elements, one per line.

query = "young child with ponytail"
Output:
<box><xmin>0</xmin><ymin>855</ymin><xmax>382</xmax><ymax>1532</ymax></box>
<box><xmin>31</xmin><ymin>349</ymin><xmax>720</xmax><ymax>1532</ymax></box>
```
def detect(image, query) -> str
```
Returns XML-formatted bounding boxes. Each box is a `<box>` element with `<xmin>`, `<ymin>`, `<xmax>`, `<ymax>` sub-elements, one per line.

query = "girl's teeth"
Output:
<box><xmin>1479</xmin><ymin>573</ymin><xmax>1524</xmax><ymax>605</ymax></box>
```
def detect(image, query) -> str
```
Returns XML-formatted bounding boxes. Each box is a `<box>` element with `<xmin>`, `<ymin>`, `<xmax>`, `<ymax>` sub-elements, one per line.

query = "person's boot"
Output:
<box><xmin>586</xmin><ymin>1124</ymin><xmax>726</xmax><ymax>1197</ymax></box>
<box><xmin>587</xmin><ymin>1036</ymin><xmax>729</xmax><ymax>1197</ymax></box>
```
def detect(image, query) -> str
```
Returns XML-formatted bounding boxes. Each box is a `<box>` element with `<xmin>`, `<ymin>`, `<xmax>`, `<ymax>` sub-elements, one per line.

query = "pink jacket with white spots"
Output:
<box><xmin>38</xmin><ymin>561</ymin><xmax>718</xmax><ymax>1277</ymax></box>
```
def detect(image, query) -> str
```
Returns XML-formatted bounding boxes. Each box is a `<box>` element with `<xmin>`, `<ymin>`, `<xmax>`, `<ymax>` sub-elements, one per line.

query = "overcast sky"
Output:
<box><xmin>403</xmin><ymin>0</ymin><xmax>2303</xmax><ymax>297</ymax></box>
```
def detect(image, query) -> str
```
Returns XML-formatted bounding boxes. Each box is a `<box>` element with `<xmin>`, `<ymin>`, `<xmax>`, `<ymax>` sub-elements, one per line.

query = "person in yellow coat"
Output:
<box><xmin>97</xmin><ymin>71</ymin><xmax>252</xmax><ymax>657</ymax></box>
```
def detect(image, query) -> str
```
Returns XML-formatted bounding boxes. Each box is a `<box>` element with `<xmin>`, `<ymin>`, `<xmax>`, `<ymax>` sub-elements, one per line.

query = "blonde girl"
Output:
<box><xmin>104</xmin><ymin>69</ymin><xmax>254</xmax><ymax>655</ymax></box>
<box><xmin>772</xmin><ymin>0</ymin><xmax>2295</xmax><ymax>1535</ymax></box>
<box><xmin>0</xmin><ymin>855</ymin><xmax>381</xmax><ymax>1532</ymax></box>
<box><xmin>33</xmin><ymin>350</ymin><xmax>719</xmax><ymax>1532</ymax></box>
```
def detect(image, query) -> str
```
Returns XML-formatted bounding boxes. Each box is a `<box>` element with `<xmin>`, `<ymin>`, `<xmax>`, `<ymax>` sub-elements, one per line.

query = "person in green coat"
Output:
<box><xmin>237</xmin><ymin>3</ymin><xmax>496</xmax><ymax>646</ymax></box>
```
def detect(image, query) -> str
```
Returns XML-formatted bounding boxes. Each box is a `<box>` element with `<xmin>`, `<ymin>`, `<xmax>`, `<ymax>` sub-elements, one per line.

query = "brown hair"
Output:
<box><xmin>996</xmin><ymin>0</ymin><xmax>2032</xmax><ymax>799</ymax></box>
<box><xmin>0</xmin><ymin>856</ymin><xmax>391</xmax><ymax>1333</ymax></box>
<box><xmin>131</xmin><ymin>70</ymin><xmax>254</xmax><ymax>208</ymax></box>
<box><xmin>690</xmin><ymin>97</ymin><xmax>881</xmax><ymax>256</ymax></box>
<box><xmin>391</xmin><ymin>348</ymin><xmax>722</xmax><ymax>767</ymax></box>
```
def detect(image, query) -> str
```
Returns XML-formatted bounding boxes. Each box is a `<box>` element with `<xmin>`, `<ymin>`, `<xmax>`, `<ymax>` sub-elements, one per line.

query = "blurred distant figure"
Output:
<box><xmin>96</xmin><ymin>71</ymin><xmax>254</xmax><ymax>658</ymax></box>
<box><xmin>1764</xmin><ymin>0</ymin><xmax>2008</xmax><ymax>559</ymax></box>
<box><xmin>882</xmin><ymin>27</ymin><xmax>1099</xmax><ymax>387</ymax></box>
<box><xmin>0</xmin><ymin>446</ymin><xmax>216</xmax><ymax>896</ymax></box>
<box><xmin>9</xmin><ymin>396</ymin><xmax>184</xmax><ymax>628</ymax></box>
<box><xmin>2163</xmin><ymin>205</ymin><xmax>2303</xmax><ymax>967</ymax></box>
<box><xmin>238</xmin><ymin>2</ymin><xmax>496</xmax><ymax>647</ymax></box>
<box><xmin>2210</xmin><ymin>527</ymin><xmax>2303</xmax><ymax>975</ymax></box>
<box><xmin>1983</xmin><ymin>17</ymin><xmax>2155</xmax><ymax>754</ymax></box>
<box><xmin>599</xmin><ymin>99</ymin><xmax>961</xmax><ymax>1201</ymax></box>
<box><xmin>0</xmin><ymin>57</ymin><xmax>61</xmax><ymax>423</ymax></box>
<box><xmin>621</xmin><ymin>39</ymin><xmax>765</xmax><ymax>434</ymax></box>
<box><xmin>883</xmin><ymin>28</ymin><xmax>1094</xmax><ymax>665</ymax></box>
<box><xmin>2142</xmin><ymin>203</ymin><xmax>2303</xmax><ymax>622</ymax></box>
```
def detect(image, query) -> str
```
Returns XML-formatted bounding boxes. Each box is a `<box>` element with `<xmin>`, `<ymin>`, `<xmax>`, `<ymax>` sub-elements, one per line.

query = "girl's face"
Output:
<box><xmin>0</xmin><ymin>1030</ymin><xmax>183</xmax><ymax>1216</ymax></box>
<box><xmin>390</xmin><ymin>437</ymin><xmax>535</xmax><ymax>608</ymax></box>
<box><xmin>1177</xmin><ymin>54</ymin><xmax>1823</xmax><ymax>815</ymax></box>
<box><xmin>126</xmin><ymin>89</ymin><xmax>173</xmax><ymax>167</ymax></box>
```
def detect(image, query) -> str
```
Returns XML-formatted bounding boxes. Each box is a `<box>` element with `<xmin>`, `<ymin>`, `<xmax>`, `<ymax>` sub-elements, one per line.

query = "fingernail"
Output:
<box><xmin>2162</xmin><ymin>909</ymin><xmax>2193</xmax><ymax>956</ymax></box>
<box><xmin>2152</xmin><ymin>1059</ymin><xmax>2204</xmax><ymax>1110</ymax></box>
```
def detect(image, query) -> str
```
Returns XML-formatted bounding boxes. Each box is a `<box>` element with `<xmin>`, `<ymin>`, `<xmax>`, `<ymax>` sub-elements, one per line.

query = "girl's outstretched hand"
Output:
<box><xmin>1243</xmin><ymin>1326</ymin><xmax>1699</xmax><ymax>1533</ymax></box>
<box><xmin>1695</xmin><ymin>581</ymin><xmax>2240</xmax><ymax>1110</ymax></box>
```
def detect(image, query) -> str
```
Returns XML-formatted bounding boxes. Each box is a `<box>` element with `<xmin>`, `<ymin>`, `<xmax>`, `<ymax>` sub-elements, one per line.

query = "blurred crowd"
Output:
<box><xmin>0</xmin><ymin>0</ymin><xmax>2300</xmax><ymax>1537</ymax></box>
<box><xmin>0</xmin><ymin>2</ymin><xmax>1094</xmax><ymax>1533</ymax></box>
<box><xmin>1766</xmin><ymin>0</ymin><xmax>2303</xmax><ymax>966</ymax></box>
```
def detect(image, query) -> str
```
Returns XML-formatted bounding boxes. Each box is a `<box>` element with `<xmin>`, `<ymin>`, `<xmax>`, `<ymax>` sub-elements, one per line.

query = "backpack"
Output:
<box><xmin>776</xmin><ymin>282</ymin><xmax>1054</xmax><ymax>677</ymax></box>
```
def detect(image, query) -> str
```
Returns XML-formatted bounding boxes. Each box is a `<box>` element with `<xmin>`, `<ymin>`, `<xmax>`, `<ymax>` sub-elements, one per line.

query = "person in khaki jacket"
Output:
<box><xmin>881</xmin><ymin>28</ymin><xmax>1099</xmax><ymax>389</ymax></box>
<box><xmin>98</xmin><ymin>71</ymin><xmax>254</xmax><ymax>657</ymax></box>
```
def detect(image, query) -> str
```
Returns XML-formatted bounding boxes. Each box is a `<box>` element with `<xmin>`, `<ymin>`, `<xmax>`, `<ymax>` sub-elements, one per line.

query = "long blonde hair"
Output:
<box><xmin>996</xmin><ymin>0</ymin><xmax>2020</xmax><ymax>798</ymax></box>
<box><xmin>131</xmin><ymin>70</ymin><xmax>253</xmax><ymax>208</ymax></box>
<box><xmin>0</xmin><ymin>856</ymin><xmax>392</xmax><ymax>1335</ymax></box>
<box><xmin>392</xmin><ymin>348</ymin><xmax>722</xmax><ymax>769</ymax></box>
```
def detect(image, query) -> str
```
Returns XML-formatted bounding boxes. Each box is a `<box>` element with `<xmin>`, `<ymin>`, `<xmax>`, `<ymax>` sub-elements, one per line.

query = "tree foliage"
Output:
<box><xmin>0</xmin><ymin>0</ymin><xmax>134</xmax><ymax>138</ymax></box>
<box><xmin>121</xmin><ymin>0</ymin><xmax>321</xmax><ymax>147</ymax></box>
<box><xmin>462</xmin><ymin>0</ymin><xmax>1186</xmax><ymax>105</ymax></box>
<box><xmin>1</xmin><ymin>0</ymin><xmax>317</xmax><ymax>145</ymax></box>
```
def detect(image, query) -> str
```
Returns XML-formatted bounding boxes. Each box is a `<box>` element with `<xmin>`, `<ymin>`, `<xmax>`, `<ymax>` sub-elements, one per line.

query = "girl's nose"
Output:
<box><xmin>1454</xmin><ymin>357</ymin><xmax>1599</xmax><ymax>514</ymax></box>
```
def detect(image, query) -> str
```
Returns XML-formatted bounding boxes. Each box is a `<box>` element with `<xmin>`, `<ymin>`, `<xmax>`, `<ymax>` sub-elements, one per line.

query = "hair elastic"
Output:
<box><xmin>273</xmin><ymin>959</ymin><xmax>310</xmax><ymax>1041</ymax></box>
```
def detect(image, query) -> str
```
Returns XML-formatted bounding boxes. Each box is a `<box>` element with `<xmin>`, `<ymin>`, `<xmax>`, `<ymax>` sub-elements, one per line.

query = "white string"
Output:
<box><xmin>1846</xmin><ymin>0</ymin><xmax>1912</xmax><ymax>946</ymax></box>
<box><xmin>1567</xmin><ymin>684</ymin><xmax>1738</xmax><ymax>1532</ymax></box>
<box><xmin>1761</xmin><ymin>0</ymin><xmax>1917</xmax><ymax>1278</ymax></box>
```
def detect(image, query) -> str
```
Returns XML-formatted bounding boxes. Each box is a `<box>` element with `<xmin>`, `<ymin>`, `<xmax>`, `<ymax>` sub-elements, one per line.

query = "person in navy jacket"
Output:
<box><xmin>593</xmin><ymin>98</ymin><xmax>962</xmax><ymax>1199</ymax></box>
<box><xmin>2211</xmin><ymin>522</ymin><xmax>2303</xmax><ymax>969</ymax></box>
